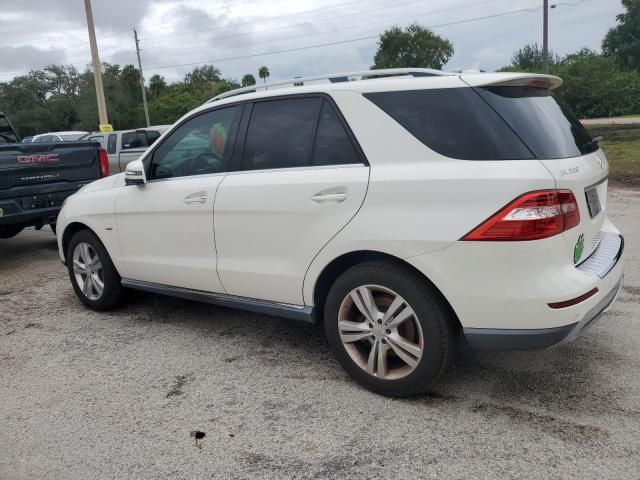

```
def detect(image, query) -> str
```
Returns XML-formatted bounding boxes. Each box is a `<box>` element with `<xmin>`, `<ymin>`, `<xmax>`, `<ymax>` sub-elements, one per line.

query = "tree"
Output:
<box><xmin>603</xmin><ymin>0</ymin><xmax>640</xmax><ymax>70</ymax></box>
<box><xmin>149</xmin><ymin>74</ymin><xmax>167</xmax><ymax>99</ymax></box>
<box><xmin>258</xmin><ymin>66</ymin><xmax>270</xmax><ymax>84</ymax></box>
<box><xmin>507</xmin><ymin>43</ymin><xmax>560</xmax><ymax>71</ymax></box>
<box><xmin>498</xmin><ymin>46</ymin><xmax>640</xmax><ymax>119</ymax></box>
<box><xmin>184</xmin><ymin>65</ymin><xmax>221</xmax><ymax>87</ymax></box>
<box><xmin>241</xmin><ymin>74</ymin><xmax>256</xmax><ymax>87</ymax></box>
<box><xmin>372</xmin><ymin>23</ymin><xmax>453</xmax><ymax>70</ymax></box>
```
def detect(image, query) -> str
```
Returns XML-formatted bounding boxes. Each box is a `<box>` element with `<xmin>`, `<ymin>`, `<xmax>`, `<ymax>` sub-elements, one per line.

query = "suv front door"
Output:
<box><xmin>114</xmin><ymin>105</ymin><xmax>242</xmax><ymax>292</ymax></box>
<box><xmin>214</xmin><ymin>96</ymin><xmax>369</xmax><ymax>305</ymax></box>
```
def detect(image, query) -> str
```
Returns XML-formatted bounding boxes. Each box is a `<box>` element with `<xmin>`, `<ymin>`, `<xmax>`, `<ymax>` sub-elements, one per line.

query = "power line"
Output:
<box><xmin>142</xmin><ymin>0</ymin><xmax>504</xmax><ymax>54</ymax></box>
<box><xmin>145</xmin><ymin>0</ymin><xmax>508</xmax><ymax>62</ymax></box>
<box><xmin>139</xmin><ymin>0</ymin><xmax>383</xmax><ymax>42</ymax></box>
<box><xmin>1</xmin><ymin>0</ymin><xmax>596</xmax><ymax>79</ymax></box>
<box><xmin>144</xmin><ymin>6</ymin><xmax>547</xmax><ymax>72</ymax></box>
<box><xmin>6</xmin><ymin>0</ymin><xmax>418</xmax><ymax>71</ymax></box>
<box><xmin>2</xmin><ymin>0</ymin><xmax>501</xmax><ymax>73</ymax></box>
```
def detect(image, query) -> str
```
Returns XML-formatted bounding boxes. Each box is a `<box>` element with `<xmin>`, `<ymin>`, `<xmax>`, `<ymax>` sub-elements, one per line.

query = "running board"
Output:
<box><xmin>120</xmin><ymin>278</ymin><xmax>316</xmax><ymax>323</ymax></box>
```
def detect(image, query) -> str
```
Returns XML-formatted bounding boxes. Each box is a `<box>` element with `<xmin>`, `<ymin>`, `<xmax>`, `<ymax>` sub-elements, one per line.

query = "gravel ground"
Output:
<box><xmin>1</xmin><ymin>187</ymin><xmax>639</xmax><ymax>480</ymax></box>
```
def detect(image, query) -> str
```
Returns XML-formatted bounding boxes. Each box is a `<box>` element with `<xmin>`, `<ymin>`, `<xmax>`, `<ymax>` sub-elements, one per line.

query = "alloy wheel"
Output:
<box><xmin>337</xmin><ymin>285</ymin><xmax>424</xmax><ymax>380</ymax></box>
<box><xmin>72</xmin><ymin>242</ymin><xmax>104</xmax><ymax>301</ymax></box>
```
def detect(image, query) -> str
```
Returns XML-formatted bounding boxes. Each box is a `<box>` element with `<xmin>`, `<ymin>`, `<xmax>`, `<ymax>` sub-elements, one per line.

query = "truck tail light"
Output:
<box><xmin>462</xmin><ymin>189</ymin><xmax>580</xmax><ymax>241</ymax></box>
<box><xmin>99</xmin><ymin>148</ymin><xmax>109</xmax><ymax>177</ymax></box>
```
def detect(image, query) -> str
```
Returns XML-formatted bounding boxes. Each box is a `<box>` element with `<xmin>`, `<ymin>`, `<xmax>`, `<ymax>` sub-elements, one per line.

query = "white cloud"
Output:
<box><xmin>0</xmin><ymin>0</ymin><xmax>626</xmax><ymax>82</ymax></box>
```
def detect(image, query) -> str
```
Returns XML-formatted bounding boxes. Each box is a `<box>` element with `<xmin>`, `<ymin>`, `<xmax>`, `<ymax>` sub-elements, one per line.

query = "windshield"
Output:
<box><xmin>475</xmin><ymin>86</ymin><xmax>597</xmax><ymax>159</ymax></box>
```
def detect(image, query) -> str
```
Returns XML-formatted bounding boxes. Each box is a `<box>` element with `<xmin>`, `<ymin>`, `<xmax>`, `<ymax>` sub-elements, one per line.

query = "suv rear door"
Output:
<box><xmin>471</xmin><ymin>82</ymin><xmax>608</xmax><ymax>264</ymax></box>
<box><xmin>214</xmin><ymin>95</ymin><xmax>369</xmax><ymax>305</ymax></box>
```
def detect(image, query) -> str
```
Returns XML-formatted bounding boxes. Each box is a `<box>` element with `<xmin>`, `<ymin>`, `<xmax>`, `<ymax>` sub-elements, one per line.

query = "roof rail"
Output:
<box><xmin>207</xmin><ymin>68</ymin><xmax>453</xmax><ymax>103</ymax></box>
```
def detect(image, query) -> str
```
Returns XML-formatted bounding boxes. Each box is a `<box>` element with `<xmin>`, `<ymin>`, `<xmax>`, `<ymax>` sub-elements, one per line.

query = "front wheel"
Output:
<box><xmin>324</xmin><ymin>261</ymin><xmax>455</xmax><ymax>397</ymax></box>
<box><xmin>67</xmin><ymin>229</ymin><xmax>124</xmax><ymax>310</ymax></box>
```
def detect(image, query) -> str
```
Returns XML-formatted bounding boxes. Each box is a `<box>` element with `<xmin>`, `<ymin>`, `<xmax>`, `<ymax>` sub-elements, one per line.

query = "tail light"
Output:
<box><xmin>98</xmin><ymin>147</ymin><xmax>109</xmax><ymax>177</ymax></box>
<box><xmin>462</xmin><ymin>189</ymin><xmax>580</xmax><ymax>241</ymax></box>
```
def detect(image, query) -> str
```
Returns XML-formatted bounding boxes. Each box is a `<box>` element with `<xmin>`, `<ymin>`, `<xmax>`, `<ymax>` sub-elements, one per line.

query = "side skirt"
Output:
<box><xmin>120</xmin><ymin>278</ymin><xmax>316</xmax><ymax>323</ymax></box>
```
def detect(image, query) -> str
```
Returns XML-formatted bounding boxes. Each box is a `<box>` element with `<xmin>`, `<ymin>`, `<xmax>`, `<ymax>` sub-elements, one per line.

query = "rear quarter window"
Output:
<box><xmin>475</xmin><ymin>86</ymin><xmax>596</xmax><ymax>159</ymax></box>
<box><xmin>365</xmin><ymin>88</ymin><xmax>534</xmax><ymax>161</ymax></box>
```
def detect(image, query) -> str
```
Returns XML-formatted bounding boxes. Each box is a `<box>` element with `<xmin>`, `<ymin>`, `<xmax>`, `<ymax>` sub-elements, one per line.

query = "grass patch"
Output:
<box><xmin>586</xmin><ymin>124</ymin><xmax>640</xmax><ymax>187</ymax></box>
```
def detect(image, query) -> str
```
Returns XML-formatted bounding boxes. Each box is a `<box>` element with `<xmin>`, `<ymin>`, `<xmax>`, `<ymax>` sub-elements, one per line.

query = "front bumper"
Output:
<box><xmin>464</xmin><ymin>274</ymin><xmax>623</xmax><ymax>350</ymax></box>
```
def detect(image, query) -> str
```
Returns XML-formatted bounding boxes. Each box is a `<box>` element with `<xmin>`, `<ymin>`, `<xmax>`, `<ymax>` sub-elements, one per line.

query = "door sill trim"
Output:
<box><xmin>120</xmin><ymin>278</ymin><xmax>315</xmax><ymax>323</ymax></box>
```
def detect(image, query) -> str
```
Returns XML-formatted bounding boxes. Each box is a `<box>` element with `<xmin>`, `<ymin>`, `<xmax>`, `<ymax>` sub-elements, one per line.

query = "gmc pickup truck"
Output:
<box><xmin>0</xmin><ymin>115</ymin><xmax>108</xmax><ymax>239</ymax></box>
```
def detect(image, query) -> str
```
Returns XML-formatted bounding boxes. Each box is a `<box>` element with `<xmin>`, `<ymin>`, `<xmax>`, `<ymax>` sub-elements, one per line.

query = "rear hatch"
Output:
<box><xmin>463</xmin><ymin>73</ymin><xmax>607</xmax><ymax>264</ymax></box>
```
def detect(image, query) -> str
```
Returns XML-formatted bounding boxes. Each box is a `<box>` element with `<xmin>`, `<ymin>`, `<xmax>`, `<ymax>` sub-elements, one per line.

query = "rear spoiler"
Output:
<box><xmin>460</xmin><ymin>73</ymin><xmax>563</xmax><ymax>90</ymax></box>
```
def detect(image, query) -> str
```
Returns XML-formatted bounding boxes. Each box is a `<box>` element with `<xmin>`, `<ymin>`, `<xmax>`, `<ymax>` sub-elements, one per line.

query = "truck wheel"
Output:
<box><xmin>67</xmin><ymin>229</ymin><xmax>123</xmax><ymax>310</ymax></box>
<box><xmin>0</xmin><ymin>226</ymin><xmax>23</xmax><ymax>239</ymax></box>
<box><xmin>324</xmin><ymin>261</ymin><xmax>455</xmax><ymax>397</ymax></box>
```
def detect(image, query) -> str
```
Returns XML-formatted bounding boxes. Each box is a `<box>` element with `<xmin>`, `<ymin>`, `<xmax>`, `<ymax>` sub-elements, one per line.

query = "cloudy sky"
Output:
<box><xmin>0</xmin><ymin>0</ymin><xmax>625</xmax><ymax>84</ymax></box>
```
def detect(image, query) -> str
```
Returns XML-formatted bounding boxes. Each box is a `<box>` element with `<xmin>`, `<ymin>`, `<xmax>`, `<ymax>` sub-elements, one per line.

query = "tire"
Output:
<box><xmin>324</xmin><ymin>261</ymin><xmax>455</xmax><ymax>397</ymax></box>
<box><xmin>67</xmin><ymin>229</ymin><xmax>124</xmax><ymax>310</ymax></box>
<box><xmin>0</xmin><ymin>226</ymin><xmax>23</xmax><ymax>239</ymax></box>
<box><xmin>50</xmin><ymin>223</ymin><xmax>56</xmax><ymax>235</ymax></box>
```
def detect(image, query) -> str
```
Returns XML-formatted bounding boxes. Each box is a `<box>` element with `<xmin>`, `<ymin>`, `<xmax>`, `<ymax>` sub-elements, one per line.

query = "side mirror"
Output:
<box><xmin>124</xmin><ymin>159</ymin><xmax>146</xmax><ymax>186</ymax></box>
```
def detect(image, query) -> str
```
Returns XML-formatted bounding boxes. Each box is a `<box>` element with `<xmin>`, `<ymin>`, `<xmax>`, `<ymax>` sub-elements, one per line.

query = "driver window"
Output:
<box><xmin>150</xmin><ymin>105</ymin><xmax>242</xmax><ymax>180</ymax></box>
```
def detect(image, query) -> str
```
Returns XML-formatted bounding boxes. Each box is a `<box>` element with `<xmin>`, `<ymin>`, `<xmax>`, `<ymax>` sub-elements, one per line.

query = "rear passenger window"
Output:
<box><xmin>312</xmin><ymin>100</ymin><xmax>361</xmax><ymax>166</ymax></box>
<box><xmin>365</xmin><ymin>88</ymin><xmax>534</xmax><ymax>160</ymax></box>
<box><xmin>242</xmin><ymin>98</ymin><xmax>321</xmax><ymax>170</ymax></box>
<box><xmin>107</xmin><ymin>134</ymin><xmax>117</xmax><ymax>154</ymax></box>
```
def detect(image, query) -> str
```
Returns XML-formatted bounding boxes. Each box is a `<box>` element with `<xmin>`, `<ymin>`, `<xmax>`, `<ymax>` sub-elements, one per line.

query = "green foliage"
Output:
<box><xmin>241</xmin><ymin>74</ymin><xmax>256</xmax><ymax>87</ymax></box>
<box><xmin>258</xmin><ymin>66</ymin><xmax>270</xmax><ymax>83</ymax></box>
<box><xmin>372</xmin><ymin>23</ymin><xmax>453</xmax><ymax>70</ymax></box>
<box><xmin>508</xmin><ymin>43</ymin><xmax>560</xmax><ymax>70</ymax></box>
<box><xmin>500</xmin><ymin>46</ymin><xmax>640</xmax><ymax>118</ymax></box>
<box><xmin>603</xmin><ymin>0</ymin><xmax>640</xmax><ymax>70</ymax></box>
<box><xmin>0</xmin><ymin>63</ymin><xmax>241</xmax><ymax>134</ymax></box>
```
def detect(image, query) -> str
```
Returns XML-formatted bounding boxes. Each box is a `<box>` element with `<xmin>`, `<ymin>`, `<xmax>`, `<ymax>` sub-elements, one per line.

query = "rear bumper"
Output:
<box><xmin>0</xmin><ymin>188</ymin><xmax>79</xmax><ymax>228</ymax></box>
<box><xmin>0</xmin><ymin>206</ymin><xmax>60</xmax><ymax>228</ymax></box>
<box><xmin>406</xmin><ymin>217</ymin><xmax>625</xmax><ymax>349</ymax></box>
<box><xmin>464</xmin><ymin>274</ymin><xmax>623</xmax><ymax>350</ymax></box>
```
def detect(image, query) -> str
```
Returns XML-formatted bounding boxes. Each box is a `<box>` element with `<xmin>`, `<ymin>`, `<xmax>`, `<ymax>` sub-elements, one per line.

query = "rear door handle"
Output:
<box><xmin>311</xmin><ymin>192</ymin><xmax>348</xmax><ymax>203</ymax></box>
<box><xmin>183</xmin><ymin>191</ymin><xmax>208</xmax><ymax>205</ymax></box>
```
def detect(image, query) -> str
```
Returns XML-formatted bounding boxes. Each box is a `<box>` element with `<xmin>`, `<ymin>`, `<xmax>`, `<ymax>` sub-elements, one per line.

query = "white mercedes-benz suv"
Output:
<box><xmin>56</xmin><ymin>68</ymin><xmax>624</xmax><ymax>396</ymax></box>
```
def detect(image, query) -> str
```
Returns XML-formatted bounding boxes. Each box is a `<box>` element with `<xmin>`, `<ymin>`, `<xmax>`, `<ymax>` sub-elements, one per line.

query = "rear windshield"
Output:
<box><xmin>365</xmin><ymin>87</ymin><xmax>596</xmax><ymax>160</ymax></box>
<box><xmin>60</xmin><ymin>134</ymin><xmax>85</xmax><ymax>141</ymax></box>
<box><xmin>476</xmin><ymin>86</ymin><xmax>597</xmax><ymax>159</ymax></box>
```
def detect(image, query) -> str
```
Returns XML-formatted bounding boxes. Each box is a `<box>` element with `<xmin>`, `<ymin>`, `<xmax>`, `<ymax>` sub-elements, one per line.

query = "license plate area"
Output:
<box><xmin>585</xmin><ymin>186</ymin><xmax>602</xmax><ymax>218</ymax></box>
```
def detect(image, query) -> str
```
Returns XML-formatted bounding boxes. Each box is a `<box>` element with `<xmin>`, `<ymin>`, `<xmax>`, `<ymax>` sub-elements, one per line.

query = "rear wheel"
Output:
<box><xmin>324</xmin><ymin>261</ymin><xmax>455</xmax><ymax>396</ymax></box>
<box><xmin>0</xmin><ymin>226</ymin><xmax>23</xmax><ymax>239</ymax></box>
<box><xmin>67</xmin><ymin>229</ymin><xmax>123</xmax><ymax>310</ymax></box>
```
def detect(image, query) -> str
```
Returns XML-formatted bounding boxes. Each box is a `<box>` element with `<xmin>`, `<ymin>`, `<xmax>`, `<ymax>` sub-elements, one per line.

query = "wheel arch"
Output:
<box><xmin>311</xmin><ymin>250</ymin><xmax>462</xmax><ymax>334</ymax></box>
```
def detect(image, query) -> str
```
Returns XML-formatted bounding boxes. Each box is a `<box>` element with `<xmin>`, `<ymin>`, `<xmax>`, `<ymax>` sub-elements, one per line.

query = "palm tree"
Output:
<box><xmin>258</xmin><ymin>66</ymin><xmax>270</xmax><ymax>86</ymax></box>
<box><xmin>241</xmin><ymin>74</ymin><xmax>256</xmax><ymax>87</ymax></box>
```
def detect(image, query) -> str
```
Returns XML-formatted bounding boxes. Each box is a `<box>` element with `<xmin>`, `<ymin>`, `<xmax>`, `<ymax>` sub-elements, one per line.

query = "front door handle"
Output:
<box><xmin>311</xmin><ymin>192</ymin><xmax>348</xmax><ymax>203</ymax></box>
<box><xmin>183</xmin><ymin>191</ymin><xmax>208</xmax><ymax>205</ymax></box>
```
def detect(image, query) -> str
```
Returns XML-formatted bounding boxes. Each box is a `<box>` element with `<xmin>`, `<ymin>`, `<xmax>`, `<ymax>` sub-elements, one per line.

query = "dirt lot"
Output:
<box><xmin>1</xmin><ymin>187</ymin><xmax>639</xmax><ymax>480</ymax></box>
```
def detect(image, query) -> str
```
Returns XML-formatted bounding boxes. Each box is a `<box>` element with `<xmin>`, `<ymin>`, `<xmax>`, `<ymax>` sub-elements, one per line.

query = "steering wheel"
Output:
<box><xmin>189</xmin><ymin>152</ymin><xmax>220</xmax><ymax>173</ymax></box>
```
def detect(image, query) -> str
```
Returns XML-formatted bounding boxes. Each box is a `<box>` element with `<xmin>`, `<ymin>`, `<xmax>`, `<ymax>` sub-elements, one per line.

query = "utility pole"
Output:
<box><xmin>134</xmin><ymin>28</ymin><xmax>150</xmax><ymax>127</ymax></box>
<box><xmin>543</xmin><ymin>0</ymin><xmax>549</xmax><ymax>73</ymax></box>
<box><xmin>83</xmin><ymin>0</ymin><xmax>109</xmax><ymax>128</ymax></box>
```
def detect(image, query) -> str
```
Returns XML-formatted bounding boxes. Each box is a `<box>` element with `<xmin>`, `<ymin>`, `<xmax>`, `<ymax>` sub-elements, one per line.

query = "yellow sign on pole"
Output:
<box><xmin>99</xmin><ymin>124</ymin><xmax>113</xmax><ymax>132</ymax></box>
